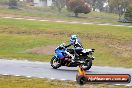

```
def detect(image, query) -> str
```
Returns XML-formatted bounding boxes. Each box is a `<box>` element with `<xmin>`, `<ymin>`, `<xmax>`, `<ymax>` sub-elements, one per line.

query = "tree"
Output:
<box><xmin>9</xmin><ymin>0</ymin><xmax>18</xmax><ymax>9</ymax></box>
<box><xmin>86</xmin><ymin>0</ymin><xmax>106</xmax><ymax>12</ymax></box>
<box><xmin>124</xmin><ymin>4</ymin><xmax>132</xmax><ymax>21</ymax></box>
<box><xmin>53</xmin><ymin>0</ymin><xmax>66</xmax><ymax>12</ymax></box>
<box><xmin>66</xmin><ymin>0</ymin><xmax>91</xmax><ymax>17</ymax></box>
<box><xmin>108</xmin><ymin>0</ymin><xmax>130</xmax><ymax>19</ymax></box>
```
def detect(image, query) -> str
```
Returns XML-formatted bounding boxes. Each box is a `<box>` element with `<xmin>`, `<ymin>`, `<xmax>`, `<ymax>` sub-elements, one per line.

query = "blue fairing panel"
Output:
<box><xmin>55</xmin><ymin>49</ymin><xmax>65</xmax><ymax>59</ymax></box>
<box><xmin>57</xmin><ymin>53</ymin><xmax>64</xmax><ymax>59</ymax></box>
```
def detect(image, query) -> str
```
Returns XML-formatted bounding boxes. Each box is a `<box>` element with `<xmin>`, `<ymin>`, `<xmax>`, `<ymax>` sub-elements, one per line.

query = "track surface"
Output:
<box><xmin>0</xmin><ymin>59</ymin><xmax>132</xmax><ymax>86</ymax></box>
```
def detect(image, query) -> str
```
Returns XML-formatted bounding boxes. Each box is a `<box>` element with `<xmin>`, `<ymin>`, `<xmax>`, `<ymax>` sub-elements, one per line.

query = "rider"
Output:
<box><xmin>70</xmin><ymin>34</ymin><xmax>83</xmax><ymax>48</ymax></box>
<box><xmin>55</xmin><ymin>35</ymin><xmax>83</xmax><ymax>62</ymax></box>
<box><xmin>65</xmin><ymin>34</ymin><xmax>83</xmax><ymax>62</ymax></box>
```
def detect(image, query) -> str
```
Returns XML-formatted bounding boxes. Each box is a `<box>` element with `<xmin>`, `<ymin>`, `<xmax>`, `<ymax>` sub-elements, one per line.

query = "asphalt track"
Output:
<box><xmin>0</xmin><ymin>59</ymin><xmax>132</xmax><ymax>86</ymax></box>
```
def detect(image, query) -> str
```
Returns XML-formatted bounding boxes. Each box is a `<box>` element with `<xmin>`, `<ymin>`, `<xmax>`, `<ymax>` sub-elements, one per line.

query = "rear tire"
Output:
<box><xmin>82</xmin><ymin>59</ymin><xmax>92</xmax><ymax>70</ymax></box>
<box><xmin>50</xmin><ymin>56</ymin><xmax>61</xmax><ymax>69</ymax></box>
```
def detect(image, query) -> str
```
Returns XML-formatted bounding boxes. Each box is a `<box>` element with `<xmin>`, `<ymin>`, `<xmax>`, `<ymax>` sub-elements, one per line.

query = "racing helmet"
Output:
<box><xmin>71</xmin><ymin>34</ymin><xmax>77</xmax><ymax>40</ymax></box>
<box><xmin>70</xmin><ymin>34</ymin><xmax>77</xmax><ymax>45</ymax></box>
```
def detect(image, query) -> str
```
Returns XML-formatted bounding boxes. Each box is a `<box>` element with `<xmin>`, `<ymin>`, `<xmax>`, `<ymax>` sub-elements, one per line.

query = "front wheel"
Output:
<box><xmin>50</xmin><ymin>56</ymin><xmax>61</xmax><ymax>69</ymax></box>
<box><xmin>82</xmin><ymin>59</ymin><xmax>92</xmax><ymax>70</ymax></box>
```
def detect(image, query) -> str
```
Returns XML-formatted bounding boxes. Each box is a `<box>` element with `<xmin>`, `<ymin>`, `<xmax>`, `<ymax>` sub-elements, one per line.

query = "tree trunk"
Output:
<box><xmin>75</xmin><ymin>13</ymin><xmax>79</xmax><ymax>17</ymax></box>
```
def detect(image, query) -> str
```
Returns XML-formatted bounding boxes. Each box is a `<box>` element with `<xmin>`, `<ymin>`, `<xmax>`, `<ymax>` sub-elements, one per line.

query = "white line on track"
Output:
<box><xmin>2</xmin><ymin>74</ymin><xmax>9</xmax><ymax>76</ymax></box>
<box><xmin>13</xmin><ymin>18</ymin><xmax>24</xmax><ymax>20</ymax></box>
<box><xmin>126</xmin><ymin>85</ymin><xmax>131</xmax><ymax>86</ymax></box>
<box><xmin>39</xmin><ymin>20</ymin><xmax>49</xmax><ymax>21</ymax></box>
<box><xmin>115</xmin><ymin>84</ymin><xmax>121</xmax><ymax>86</ymax></box>
<box><xmin>39</xmin><ymin>77</ymin><xmax>44</xmax><ymax>79</ymax></box>
<box><xmin>27</xmin><ymin>19</ymin><xmax>36</xmax><ymax>21</ymax></box>
<box><xmin>2</xmin><ymin>17</ymin><xmax>13</xmax><ymax>18</ymax></box>
<box><xmin>82</xmin><ymin>22</ymin><xmax>94</xmax><ymax>24</ymax></box>
<box><xmin>68</xmin><ymin>21</ymin><xmax>80</xmax><ymax>24</ymax></box>
<box><xmin>50</xmin><ymin>78</ymin><xmax>55</xmax><ymax>80</ymax></box>
<box><xmin>60</xmin><ymin>79</ymin><xmax>66</xmax><ymax>81</ymax></box>
<box><xmin>14</xmin><ymin>75</ymin><xmax>21</xmax><ymax>77</ymax></box>
<box><xmin>113</xmin><ymin>25</ymin><xmax>124</xmax><ymax>27</ymax></box>
<box><xmin>26</xmin><ymin>76</ymin><xmax>32</xmax><ymax>78</ymax></box>
<box><xmin>97</xmin><ymin>23</ymin><xmax>111</xmax><ymax>25</ymax></box>
<box><xmin>55</xmin><ymin>21</ymin><xmax>66</xmax><ymax>23</ymax></box>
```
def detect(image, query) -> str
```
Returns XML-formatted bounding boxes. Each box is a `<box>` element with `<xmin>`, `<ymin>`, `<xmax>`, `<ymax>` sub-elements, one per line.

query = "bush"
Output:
<box><xmin>9</xmin><ymin>0</ymin><xmax>18</xmax><ymax>9</ymax></box>
<box><xmin>124</xmin><ymin>4</ymin><xmax>132</xmax><ymax>21</ymax></box>
<box><xmin>66</xmin><ymin>0</ymin><xmax>91</xmax><ymax>17</ymax></box>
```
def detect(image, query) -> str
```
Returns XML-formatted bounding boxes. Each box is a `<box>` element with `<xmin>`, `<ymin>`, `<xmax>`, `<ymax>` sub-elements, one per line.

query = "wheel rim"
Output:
<box><xmin>52</xmin><ymin>58</ymin><xmax>60</xmax><ymax>66</ymax></box>
<box><xmin>82</xmin><ymin>62</ymin><xmax>89</xmax><ymax>68</ymax></box>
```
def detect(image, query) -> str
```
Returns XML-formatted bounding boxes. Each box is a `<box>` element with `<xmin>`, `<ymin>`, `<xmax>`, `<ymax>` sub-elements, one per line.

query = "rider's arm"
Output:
<box><xmin>65</xmin><ymin>44</ymin><xmax>72</xmax><ymax>48</ymax></box>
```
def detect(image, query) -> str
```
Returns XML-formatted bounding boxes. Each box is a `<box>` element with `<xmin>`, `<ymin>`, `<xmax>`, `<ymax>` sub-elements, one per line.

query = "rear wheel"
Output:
<box><xmin>82</xmin><ymin>59</ymin><xmax>92</xmax><ymax>70</ymax></box>
<box><xmin>50</xmin><ymin>56</ymin><xmax>61</xmax><ymax>69</ymax></box>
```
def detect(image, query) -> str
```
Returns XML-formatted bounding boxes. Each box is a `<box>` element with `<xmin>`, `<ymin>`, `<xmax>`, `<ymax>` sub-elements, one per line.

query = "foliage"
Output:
<box><xmin>86</xmin><ymin>0</ymin><xmax>106</xmax><ymax>11</ymax></box>
<box><xmin>107</xmin><ymin>0</ymin><xmax>132</xmax><ymax>19</ymax></box>
<box><xmin>66</xmin><ymin>0</ymin><xmax>91</xmax><ymax>17</ymax></box>
<box><xmin>124</xmin><ymin>4</ymin><xmax>132</xmax><ymax>21</ymax></box>
<box><xmin>9</xmin><ymin>0</ymin><xmax>18</xmax><ymax>9</ymax></box>
<box><xmin>0</xmin><ymin>0</ymin><xmax>9</xmax><ymax>4</ymax></box>
<box><xmin>53</xmin><ymin>0</ymin><xmax>66</xmax><ymax>12</ymax></box>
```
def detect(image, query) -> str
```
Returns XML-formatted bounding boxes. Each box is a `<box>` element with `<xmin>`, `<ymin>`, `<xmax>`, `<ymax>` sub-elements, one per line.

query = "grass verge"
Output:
<box><xmin>0</xmin><ymin>6</ymin><xmax>131</xmax><ymax>25</ymax></box>
<box><xmin>0</xmin><ymin>75</ymin><xmax>130</xmax><ymax>88</ymax></box>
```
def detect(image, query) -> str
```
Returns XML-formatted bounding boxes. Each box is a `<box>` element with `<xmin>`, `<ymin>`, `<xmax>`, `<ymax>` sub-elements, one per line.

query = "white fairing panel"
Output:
<box><xmin>82</xmin><ymin>49</ymin><xmax>92</xmax><ymax>53</ymax></box>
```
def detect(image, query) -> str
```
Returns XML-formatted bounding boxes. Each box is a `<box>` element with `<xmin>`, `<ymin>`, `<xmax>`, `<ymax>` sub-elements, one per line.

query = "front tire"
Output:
<box><xmin>82</xmin><ymin>59</ymin><xmax>92</xmax><ymax>70</ymax></box>
<box><xmin>50</xmin><ymin>56</ymin><xmax>61</xmax><ymax>69</ymax></box>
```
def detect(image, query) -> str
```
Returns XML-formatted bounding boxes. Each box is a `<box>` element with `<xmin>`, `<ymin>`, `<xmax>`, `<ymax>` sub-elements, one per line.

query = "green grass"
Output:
<box><xmin>0</xmin><ymin>6</ymin><xmax>131</xmax><ymax>25</ymax></box>
<box><xmin>0</xmin><ymin>34</ymin><xmax>55</xmax><ymax>61</ymax></box>
<box><xmin>0</xmin><ymin>18</ymin><xmax>132</xmax><ymax>67</ymax></box>
<box><xmin>0</xmin><ymin>0</ymin><xmax>8</xmax><ymax>3</ymax></box>
<box><xmin>0</xmin><ymin>75</ymin><xmax>130</xmax><ymax>88</ymax></box>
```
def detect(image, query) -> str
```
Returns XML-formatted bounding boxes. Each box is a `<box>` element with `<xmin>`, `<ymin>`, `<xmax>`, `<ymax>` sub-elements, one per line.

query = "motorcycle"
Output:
<box><xmin>50</xmin><ymin>44</ymin><xmax>95</xmax><ymax>70</ymax></box>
